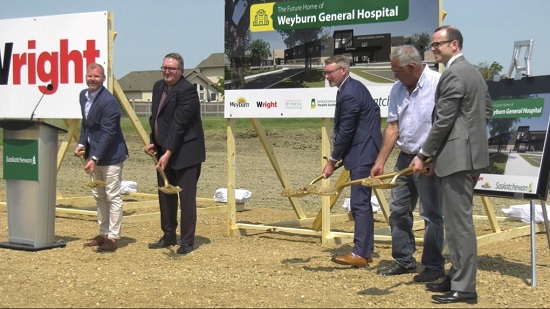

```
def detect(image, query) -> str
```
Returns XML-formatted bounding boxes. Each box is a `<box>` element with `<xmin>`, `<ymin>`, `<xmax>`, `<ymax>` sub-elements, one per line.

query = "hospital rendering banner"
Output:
<box><xmin>0</xmin><ymin>11</ymin><xmax>109</xmax><ymax>119</ymax></box>
<box><xmin>476</xmin><ymin>76</ymin><xmax>550</xmax><ymax>200</ymax></box>
<box><xmin>224</xmin><ymin>0</ymin><xmax>440</xmax><ymax>118</ymax></box>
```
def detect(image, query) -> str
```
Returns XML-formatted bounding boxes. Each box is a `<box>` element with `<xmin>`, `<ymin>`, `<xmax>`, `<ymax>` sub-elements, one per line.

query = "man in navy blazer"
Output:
<box><xmin>412</xmin><ymin>26</ymin><xmax>492</xmax><ymax>304</ymax></box>
<box><xmin>144</xmin><ymin>53</ymin><xmax>206</xmax><ymax>255</ymax></box>
<box><xmin>75</xmin><ymin>63</ymin><xmax>128</xmax><ymax>252</ymax></box>
<box><xmin>322</xmin><ymin>55</ymin><xmax>382</xmax><ymax>268</ymax></box>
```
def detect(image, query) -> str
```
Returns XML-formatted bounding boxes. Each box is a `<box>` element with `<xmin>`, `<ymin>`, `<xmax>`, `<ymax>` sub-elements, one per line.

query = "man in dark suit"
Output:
<box><xmin>411</xmin><ymin>26</ymin><xmax>493</xmax><ymax>304</ymax></box>
<box><xmin>323</xmin><ymin>55</ymin><xmax>382</xmax><ymax>268</ymax></box>
<box><xmin>75</xmin><ymin>63</ymin><xmax>128</xmax><ymax>252</ymax></box>
<box><xmin>144</xmin><ymin>52</ymin><xmax>206</xmax><ymax>255</ymax></box>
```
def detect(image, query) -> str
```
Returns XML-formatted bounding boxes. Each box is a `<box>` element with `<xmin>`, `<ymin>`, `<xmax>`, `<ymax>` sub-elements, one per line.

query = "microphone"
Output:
<box><xmin>30</xmin><ymin>84</ymin><xmax>54</xmax><ymax>121</ymax></box>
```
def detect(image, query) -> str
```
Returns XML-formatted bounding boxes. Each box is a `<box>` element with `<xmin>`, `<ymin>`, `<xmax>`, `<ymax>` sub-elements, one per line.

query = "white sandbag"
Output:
<box><xmin>121</xmin><ymin>180</ymin><xmax>138</xmax><ymax>195</ymax></box>
<box><xmin>343</xmin><ymin>195</ymin><xmax>381</xmax><ymax>212</ymax></box>
<box><xmin>214</xmin><ymin>188</ymin><xmax>252</xmax><ymax>203</ymax></box>
<box><xmin>502</xmin><ymin>204</ymin><xmax>550</xmax><ymax>223</ymax></box>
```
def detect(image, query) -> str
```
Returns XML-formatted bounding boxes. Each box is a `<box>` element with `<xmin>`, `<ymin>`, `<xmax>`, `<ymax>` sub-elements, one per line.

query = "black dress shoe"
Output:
<box><xmin>413</xmin><ymin>268</ymin><xmax>445</xmax><ymax>282</ymax></box>
<box><xmin>426</xmin><ymin>275</ymin><xmax>451</xmax><ymax>292</ymax></box>
<box><xmin>377</xmin><ymin>263</ymin><xmax>416</xmax><ymax>276</ymax></box>
<box><xmin>176</xmin><ymin>244</ymin><xmax>193</xmax><ymax>255</ymax></box>
<box><xmin>148</xmin><ymin>238</ymin><xmax>177</xmax><ymax>249</ymax></box>
<box><xmin>432</xmin><ymin>290</ymin><xmax>477</xmax><ymax>304</ymax></box>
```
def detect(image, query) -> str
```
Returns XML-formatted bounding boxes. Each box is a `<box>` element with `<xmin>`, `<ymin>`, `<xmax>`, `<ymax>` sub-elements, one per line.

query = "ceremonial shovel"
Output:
<box><xmin>144</xmin><ymin>150</ymin><xmax>182</xmax><ymax>194</ymax></box>
<box><xmin>75</xmin><ymin>151</ymin><xmax>106</xmax><ymax>188</ymax></box>
<box><xmin>284</xmin><ymin>158</ymin><xmax>431</xmax><ymax>197</ymax></box>
<box><xmin>280</xmin><ymin>159</ymin><xmax>343</xmax><ymax>197</ymax></box>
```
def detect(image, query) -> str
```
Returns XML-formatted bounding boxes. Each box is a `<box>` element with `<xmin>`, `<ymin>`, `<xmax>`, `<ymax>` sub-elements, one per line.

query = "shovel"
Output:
<box><xmin>280</xmin><ymin>159</ymin><xmax>343</xmax><ymax>197</ymax></box>
<box><xmin>75</xmin><ymin>151</ymin><xmax>106</xmax><ymax>188</ymax></box>
<box><xmin>309</xmin><ymin>170</ymin><xmax>404</xmax><ymax>196</ymax></box>
<box><xmin>302</xmin><ymin>158</ymin><xmax>432</xmax><ymax>196</ymax></box>
<box><xmin>144</xmin><ymin>150</ymin><xmax>182</xmax><ymax>195</ymax></box>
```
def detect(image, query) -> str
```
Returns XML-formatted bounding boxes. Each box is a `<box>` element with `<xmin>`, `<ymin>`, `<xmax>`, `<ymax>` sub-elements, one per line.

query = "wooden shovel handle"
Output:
<box><xmin>144</xmin><ymin>150</ymin><xmax>171</xmax><ymax>187</ymax></box>
<box><xmin>75</xmin><ymin>150</ymin><xmax>97</xmax><ymax>182</ymax></box>
<box><xmin>308</xmin><ymin>159</ymin><xmax>344</xmax><ymax>185</ymax></box>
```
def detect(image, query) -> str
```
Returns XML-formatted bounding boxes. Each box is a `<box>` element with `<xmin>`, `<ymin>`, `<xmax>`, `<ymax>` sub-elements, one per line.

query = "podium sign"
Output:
<box><xmin>0</xmin><ymin>120</ymin><xmax>66</xmax><ymax>251</ymax></box>
<box><xmin>3</xmin><ymin>139</ymin><xmax>39</xmax><ymax>181</ymax></box>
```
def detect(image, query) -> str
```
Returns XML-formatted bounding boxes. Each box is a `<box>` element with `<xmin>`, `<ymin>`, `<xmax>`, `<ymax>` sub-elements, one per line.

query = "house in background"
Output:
<box><xmin>118</xmin><ymin>53</ymin><xmax>225</xmax><ymax>117</ymax></box>
<box><xmin>195</xmin><ymin>52</ymin><xmax>225</xmax><ymax>84</ymax></box>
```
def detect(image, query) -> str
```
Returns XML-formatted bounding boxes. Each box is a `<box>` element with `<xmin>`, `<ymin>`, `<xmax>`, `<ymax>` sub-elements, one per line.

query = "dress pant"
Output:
<box><xmin>349</xmin><ymin>164</ymin><xmax>374</xmax><ymax>259</ymax></box>
<box><xmin>92</xmin><ymin>163</ymin><xmax>124</xmax><ymax>240</ymax></box>
<box><xmin>389</xmin><ymin>152</ymin><xmax>445</xmax><ymax>270</ymax></box>
<box><xmin>441</xmin><ymin>169</ymin><xmax>480</xmax><ymax>293</ymax></box>
<box><xmin>157</xmin><ymin>163</ymin><xmax>201</xmax><ymax>246</ymax></box>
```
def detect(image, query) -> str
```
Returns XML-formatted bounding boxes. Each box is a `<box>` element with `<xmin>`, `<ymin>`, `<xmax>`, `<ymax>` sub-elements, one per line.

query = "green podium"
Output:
<box><xmin>0</xmin><ymin>120</ymin><xmax>66</xmax><ymax>251</ymax></box>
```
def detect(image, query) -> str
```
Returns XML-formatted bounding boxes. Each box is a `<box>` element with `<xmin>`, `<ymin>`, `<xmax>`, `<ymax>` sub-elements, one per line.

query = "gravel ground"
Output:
<box><xmin>0</xmin><ymin>129</ymin><xmax>549</xmax><ymax>308</ymax></box>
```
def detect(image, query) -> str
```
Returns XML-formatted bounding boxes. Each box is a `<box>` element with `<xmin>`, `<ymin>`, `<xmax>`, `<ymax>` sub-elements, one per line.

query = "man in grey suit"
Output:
<box><xmin>322</xmin><ymin>55</ymin><xmax>382</xmax><ymax>268</ymax></box>
<box><xmin>411</xmin><ymin>26</ymin><xmax>492</xmax><ymax>304</ymax></box>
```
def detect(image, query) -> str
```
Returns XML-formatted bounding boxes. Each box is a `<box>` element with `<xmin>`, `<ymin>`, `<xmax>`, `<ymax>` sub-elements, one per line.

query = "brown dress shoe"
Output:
<box><xmin>331</xmin><ymin>253</ymin><xmax>373</xmax><ymax>268</ymax></box>
<box><xmin>97</xmin><ymin>239</ymin><xmax>118</xmax><ymax>252</ymax></box>
<box><xmin>83</xmin><ymin>235</ymin><xmax>106</xmax><ymax>247</ymax></box>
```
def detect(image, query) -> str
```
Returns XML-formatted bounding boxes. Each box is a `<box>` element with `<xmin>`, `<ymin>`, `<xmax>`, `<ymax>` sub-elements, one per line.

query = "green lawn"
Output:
<box><xmin>0</xmin><ymin>116</ymin><xmax>389</xmax><ymax>144</ymax></box>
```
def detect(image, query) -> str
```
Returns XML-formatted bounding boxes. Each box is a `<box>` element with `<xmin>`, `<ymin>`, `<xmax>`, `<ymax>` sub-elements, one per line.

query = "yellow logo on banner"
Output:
<box><xmin>250</xmin><ymin>3</ymin><xmax>275</xmax><ymax>32</ymax></box>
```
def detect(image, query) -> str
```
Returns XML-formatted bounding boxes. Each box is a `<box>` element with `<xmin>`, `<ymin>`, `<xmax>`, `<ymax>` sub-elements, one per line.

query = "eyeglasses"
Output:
<box><xmin>323</xmin><ymin>67</ymin><xmax>342</xmax><ymax>76</ymax></box>
<box><xmin>429</xmin><ymin>40</ymin><xmax>452</xmax><ymax>49</ymax></box>
<box><xmin>160</xmin><ymin>66</ymin><xmax>180</xmax><ymax>72</ymax></box>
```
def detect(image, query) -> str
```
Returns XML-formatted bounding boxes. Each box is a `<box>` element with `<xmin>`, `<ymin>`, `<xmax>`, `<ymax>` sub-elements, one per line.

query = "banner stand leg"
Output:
<box><xmin>530</xmin><ymin>200</ymin><xmax>537</xmax><ymax>287</ymax></box>
<box><xmin>540</xmin><ymin>200</ymin><xmax>550</xmax><ymax>251</ymax></box>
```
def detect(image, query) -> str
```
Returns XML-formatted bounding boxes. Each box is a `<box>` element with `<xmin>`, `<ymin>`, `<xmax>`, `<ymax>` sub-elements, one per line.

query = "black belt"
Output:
<box><xmin>401</xmin><ymin>151</ymin><xmax>417</xmax><ymax>158</ymax></box>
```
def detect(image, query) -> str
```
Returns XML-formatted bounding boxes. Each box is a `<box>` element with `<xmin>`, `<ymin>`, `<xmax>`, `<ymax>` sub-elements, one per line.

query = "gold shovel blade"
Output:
<box><xmin>281</xmin><ymin>188</ymin><xmax>309</xmax><ymax>197</ymax></box>
<box><xmin>85</xmin><ymin>180</ymin><xmax>107</xmax><ymax>188</ymax></box>
<box><xmin>156</xmin><ymin>184</ymin><xmax>182</xmax><ymax>194</ymax></box>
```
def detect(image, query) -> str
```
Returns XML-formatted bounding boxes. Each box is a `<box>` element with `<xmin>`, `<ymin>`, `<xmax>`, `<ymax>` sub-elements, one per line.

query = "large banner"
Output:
<box><xmin>224</xmin><ymin>0</ymin><xmax>440</xmax><ymax>118</ymax></box>
<box><xmin>0</xmin><ymin>11</ymin><xmax>109</xmax><ymax>119</ymax></box>
<box><xmin>475</xmin><ymin>75</ymin><xmax>550</xmax><ymax>200</ymax></box>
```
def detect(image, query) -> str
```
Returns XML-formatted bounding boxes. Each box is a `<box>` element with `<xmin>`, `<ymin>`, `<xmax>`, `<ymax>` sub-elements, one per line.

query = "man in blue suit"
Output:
<box><xmin>322</xmin><ymin>55</ymin><xmax>382</xmax><ymax>268</ymax></box>
<box><xmin>75</xmin><ymin>63</ymin><xmax>128</xmax><ymax>252</ymax></box>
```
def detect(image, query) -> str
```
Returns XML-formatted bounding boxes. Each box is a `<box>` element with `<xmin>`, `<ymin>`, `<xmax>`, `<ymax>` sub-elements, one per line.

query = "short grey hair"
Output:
<box><xmin>164</xmin><ymin>52</ymin><xmax>184</xmax><ymax>69</ymax></box>
<box><xmin>390</xmin><ymin>45</ymin><xmax>422</xmax><ymax>68</ymax></box>
<box><xmin>324</xmin><ymin>55</ymin><xmax>350</xmax><ymax>71</ymax></box>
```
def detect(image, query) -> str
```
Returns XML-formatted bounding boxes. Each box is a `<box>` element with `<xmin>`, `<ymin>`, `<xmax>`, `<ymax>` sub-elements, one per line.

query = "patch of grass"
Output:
<box><xmin>0</xmin><ymin>115</ymin><xmax>388</xmax><ymax>145</ymax></box>
<box><xmin>520</xmin><ymin>154</ymin><xmax>542</xmax><ymax>167</ymax></box>
<box><xmin>119</xmin><ymin>116</ymin><xmax>332</xmax><ymax>134</ymax></box>
<box><xmin>271</xmin><ymin>69</ymin><xmax>326</xmax><ymax>88</ymax></box>
<box><xmin>484</xmin><ymin>152</ymin><xmax>507</xmax><ymax>174</ymax></box>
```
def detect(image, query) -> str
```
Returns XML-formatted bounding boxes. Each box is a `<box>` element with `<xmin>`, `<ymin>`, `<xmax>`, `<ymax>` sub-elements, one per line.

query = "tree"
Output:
<box><xmin>247</xmin><ymin>39</ymin><xmax>271</xmax><ymax>68</ymax></box>
<box><xmin>215</xmin><ymin>76</ymin><xmax>225</xmax><ymax>97</ymax></box>
<box><xmin>488</xmin><ymin>118</ymin><xmax>520</xmax><ymax>153</ymax></box>
<box><xmin>409</xmin><ymin>31</ymin><xmax>431</xmax><ymax>55</ymax></box>
<box><xmin>225</xmin><ymin>0</ymin><xmax>264</xmax><ymax>89</ymax></box>
<box><xmin>476</xmin><ymin>61</ymin><xmax>504</xmax><ymax>80</ymax></box>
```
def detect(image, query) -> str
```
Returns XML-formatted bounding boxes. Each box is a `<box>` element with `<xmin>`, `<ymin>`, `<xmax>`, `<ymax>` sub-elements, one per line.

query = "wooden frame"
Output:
<box><xmin>225</xmin><ymin>118</ymin><xmax>547</xmax><ymax>247</ymax></box>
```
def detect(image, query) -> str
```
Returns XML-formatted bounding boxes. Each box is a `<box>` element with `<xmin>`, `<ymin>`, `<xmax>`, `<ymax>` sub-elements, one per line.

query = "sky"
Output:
<box><xmin>1</xmin><ymin>0</ymin><xmax>549</xmax><ymax>78</ymax></box>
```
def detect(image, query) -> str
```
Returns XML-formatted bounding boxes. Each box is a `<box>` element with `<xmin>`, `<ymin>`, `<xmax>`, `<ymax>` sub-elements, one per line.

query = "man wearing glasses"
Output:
<box><xmin>144</xmin><ymin>52</ymin><xmax>206</xmax><ymax>255</ymax></box>
<box><xmin>411</xmin><ymin>26</ymin><xmax>493</xmax><ymax>304</ymax></box>
<box><xmin>322</xmin><ymin>55</ymin><xmax>382</xmax><ymax>268</ymax></box>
